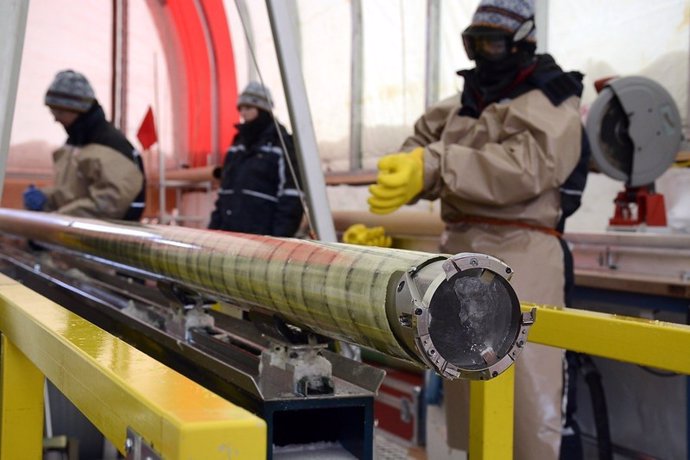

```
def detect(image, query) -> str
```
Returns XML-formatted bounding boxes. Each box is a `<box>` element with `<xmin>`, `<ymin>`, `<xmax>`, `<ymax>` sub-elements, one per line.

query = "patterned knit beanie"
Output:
<box><xmin>237</xmin><ymin>81</ymin><xmax>273</xmax><ymax>112</ymax></box>
<box><xmin>470</xmin><ymin>0</ymin><xmax>536</xmax><ymax>42</ymax></box>
<box><xmin>44</xmin><ymin>70</ymin><xmax>95</xmax><ymax>113</ymax></box>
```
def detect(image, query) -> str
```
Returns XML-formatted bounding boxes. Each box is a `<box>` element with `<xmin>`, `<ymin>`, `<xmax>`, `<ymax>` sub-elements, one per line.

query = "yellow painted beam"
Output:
<box><xmin>0</xmin><ymin>335</ymin><xmax>44</xmax><ymax>460</ymax></box>
<box><xmin>522</xmin><ymin>303</ymin><xmax>690</xmax><ymax>375</ymax></box>
<box><xmin>469</xmin><ymin>367</ymin><xmax>514</xmax><ymax>460</ymax></box>
<box><xmin>0</xmin><ymin>274</ymin><xmax>266</xmax><ymax>460</ymax></box>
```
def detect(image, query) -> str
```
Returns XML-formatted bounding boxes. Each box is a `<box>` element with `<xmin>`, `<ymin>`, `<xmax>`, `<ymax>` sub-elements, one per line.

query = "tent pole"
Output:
<box><xmin>265</xmin><ymin>0</ymin><xmax>336</xmax><ymax>242</ymax></box>
<box><xmin>349</xmin><ymin>0</ymin><xmax>363</xmax><ymax>171</ymax></box>
<box><xmin>425</xmin><ymin>0</ymin><xmax>441</xmax><ymax>109</ymax></box>
<box><xmin>0</xmin><ymin>0</ymin><xmax>30</xmax><ymax>204</ymax></box>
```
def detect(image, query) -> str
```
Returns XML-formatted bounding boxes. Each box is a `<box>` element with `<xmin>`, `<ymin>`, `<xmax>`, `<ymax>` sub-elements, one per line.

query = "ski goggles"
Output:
<box><xmin>462</xmin><ymin>18</ymin><xmax>535</xmax><ymax>61</ymax></box>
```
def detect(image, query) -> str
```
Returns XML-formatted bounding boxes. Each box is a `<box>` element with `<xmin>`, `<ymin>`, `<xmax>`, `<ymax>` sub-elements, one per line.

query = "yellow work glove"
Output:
<box><xmin>342</xmin><ymin>224</ymin><xmax>392</xmax><ymax>248</ymax></box>
<box><xmin>368</xmin><ymin>146</ymin><xmax>424</xmax><ymax>215</ymax></box>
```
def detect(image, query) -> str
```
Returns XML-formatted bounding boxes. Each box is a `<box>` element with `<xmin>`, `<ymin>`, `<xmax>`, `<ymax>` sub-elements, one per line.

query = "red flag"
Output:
<box><xmin>137</xmin><ymin>106</ymin><xmax>158</xmax><ymax>150</ymax></box>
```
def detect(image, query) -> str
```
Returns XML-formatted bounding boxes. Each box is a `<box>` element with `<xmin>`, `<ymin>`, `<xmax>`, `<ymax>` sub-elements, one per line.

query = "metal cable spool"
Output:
<box><xmin>586</xmin><ymin>76</ymin><xmax>682</xmax><ymax>187</ymax></box>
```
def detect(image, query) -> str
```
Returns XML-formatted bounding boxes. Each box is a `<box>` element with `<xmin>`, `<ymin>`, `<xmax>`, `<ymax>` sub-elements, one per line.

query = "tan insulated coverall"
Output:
<box><xmin>44</xmin><ymin>144</ymin><xmax>144</xmax><ymax>219</ymax></box>
<box><xmin>401</xmin><ymin>89</ymin><xmax>582</xmax><ymax>459</ymax></box>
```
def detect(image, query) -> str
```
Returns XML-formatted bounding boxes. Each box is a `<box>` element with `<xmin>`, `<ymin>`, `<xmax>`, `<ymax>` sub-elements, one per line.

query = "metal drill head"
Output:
<box><xmin>426</xmin><ymin>267</ymin><xmax>520</xmax><ymax>377</ymax></box>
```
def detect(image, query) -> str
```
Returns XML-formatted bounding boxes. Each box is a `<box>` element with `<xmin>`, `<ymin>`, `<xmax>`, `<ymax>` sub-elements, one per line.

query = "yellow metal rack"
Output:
<box><xmin>469</xmin><ymin>303</ymin><xmax>690</xmax><ymax>459</ymax></box>
<box><xmin>0</xmin><ymin>273</ymin><xmax>266</xmax><ymax>460</ymax></box>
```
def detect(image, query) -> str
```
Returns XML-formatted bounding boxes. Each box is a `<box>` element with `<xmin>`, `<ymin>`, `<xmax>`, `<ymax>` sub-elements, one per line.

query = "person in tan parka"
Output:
<box><xmin>366</xmin><ymin>0</ymin><xmax>589</xmax><ymax>458</ymax></box>
<box><xmin>23</xmin><ymin>70</ymin><xmax>146</xmax><ymax>220</ymax></box>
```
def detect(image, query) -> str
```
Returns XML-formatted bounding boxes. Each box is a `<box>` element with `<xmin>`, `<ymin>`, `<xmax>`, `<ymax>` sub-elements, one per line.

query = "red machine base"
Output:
<box><xmin>609</xmin><ymin>186</ymin><xmax>667</xmax><ymax>227</ymax></box>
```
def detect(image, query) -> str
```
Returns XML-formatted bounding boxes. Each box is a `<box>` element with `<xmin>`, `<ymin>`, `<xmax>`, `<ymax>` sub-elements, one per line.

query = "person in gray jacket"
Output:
<box><xmin>23</xmin><ymin>70</ymin><xmax>146</xmax><ymax>220</ymax></box>
<box><xmin>367</xmin><ymin>0</ymin><xmax>588</xmax><ymax>458</ymax></box>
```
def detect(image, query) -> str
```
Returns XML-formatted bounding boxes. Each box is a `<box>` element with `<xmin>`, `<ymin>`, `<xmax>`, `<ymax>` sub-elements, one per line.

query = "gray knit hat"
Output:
<box><xmin>237</xmin><ymin>81</ymin><xmax>273</xmax><ymax>112</ymax></box>
<box><xmin>470</xmin><ymin>0</ymin><xmax>536</xmax><ymax>42</ymax></box>
<box><xmin>44</xmin><ymin>70</ymin><xmax>95</xmax><ymax>113</ymax></box>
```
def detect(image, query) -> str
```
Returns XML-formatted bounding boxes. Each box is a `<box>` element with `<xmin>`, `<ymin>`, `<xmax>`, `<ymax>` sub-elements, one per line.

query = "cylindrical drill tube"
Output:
<box><xmin>0</xmin><ymin>209</ymin><xmax>532</xmax><ymax>379</ymax></box>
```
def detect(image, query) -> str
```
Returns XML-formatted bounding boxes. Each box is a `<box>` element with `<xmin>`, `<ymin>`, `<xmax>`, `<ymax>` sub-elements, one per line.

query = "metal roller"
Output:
<box><xmin>0</xmin><ymin>209</ymin><xmax>533</xmax><ymax>380</ymax></box>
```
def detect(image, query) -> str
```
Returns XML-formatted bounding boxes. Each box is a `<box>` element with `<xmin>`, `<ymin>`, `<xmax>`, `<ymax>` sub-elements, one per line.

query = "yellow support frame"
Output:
<box><xmin>4</xmin><ymin>269</ymin><xmax>690</xmax><ymax>460</ymax></box>
<box><xmin>469</xmin><ymin>303</ymin><xmax>690</xmax><ymax>460</ymax></box>
<box><xmin>523</xmin><ymin>303</ymin><xmax>690</xmax><ymax>374</ymax></box>
<box><xmin>0</xmin><ymin>336</ymin><xmax>44</xmax><ymax>460</ymax></box>
<box><xmin>0</xmin><ymin>274</ymin><xmax>266</xmax><ymax>459</ymax></box>
<box><xmin>469</xmin><ymin>367</ymin><xmax>514</xmax><ymax>458</ymax></box>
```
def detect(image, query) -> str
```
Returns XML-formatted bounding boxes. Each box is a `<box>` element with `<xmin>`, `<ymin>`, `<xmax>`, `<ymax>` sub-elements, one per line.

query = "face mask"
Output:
<box><xmin>475</xmin><ymin>52</ymin><xmax>524</xmax><ymax>86</ymax></box>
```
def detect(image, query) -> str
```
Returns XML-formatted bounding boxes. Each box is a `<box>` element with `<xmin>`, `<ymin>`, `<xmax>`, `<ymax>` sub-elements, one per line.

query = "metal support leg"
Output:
<box><xmin>0</xmin><ymin>0</ymin><xmax>30</xmax><ymax>203</ymax></box>
<box><xmin>1</xmin><ymin>334</ymin><xmax>44</xmax><ymax>460</ymax></box>
<box><xmin>469</xmin><ymin>366</ymin><xmax>514</xmax><ymax>459</ymax></box>
<box><xmin>265</xmin><ymin>0</ymin><xmax>336</xmax><ymax>242</ymax></box>
<box><xmin>44</xmin><ymin>381</ymin><xmax>53</xmax><ymax>438</ymax></box>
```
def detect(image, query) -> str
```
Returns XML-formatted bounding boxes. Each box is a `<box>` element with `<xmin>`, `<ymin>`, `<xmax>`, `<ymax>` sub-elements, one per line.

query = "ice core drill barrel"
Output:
<box><xmin>0</xmin><ymin>209</ymin><xmax>533</xmax><ymax>380</ymax></box>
